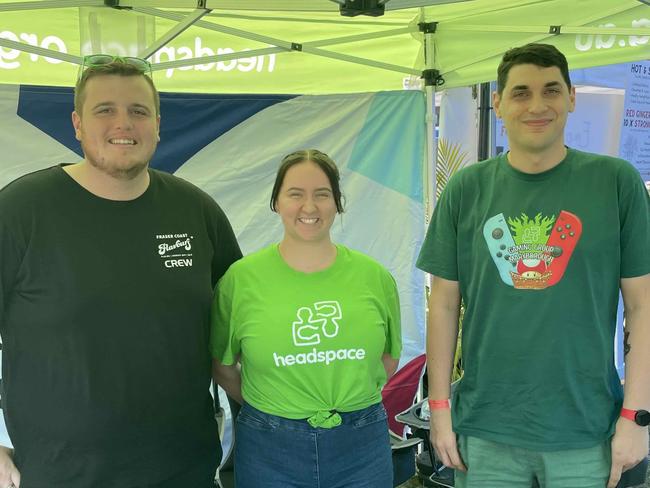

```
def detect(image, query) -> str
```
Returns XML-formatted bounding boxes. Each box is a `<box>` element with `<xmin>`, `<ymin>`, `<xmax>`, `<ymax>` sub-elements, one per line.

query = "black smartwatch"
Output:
<box><xmin>621</xmin><ymin>408</ymin><xmax>650</xmax><ymax>427</ymax></box>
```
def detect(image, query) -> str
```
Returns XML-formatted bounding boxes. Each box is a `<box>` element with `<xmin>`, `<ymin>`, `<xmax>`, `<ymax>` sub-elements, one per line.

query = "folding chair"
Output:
<box><xmin>381</xmin><ymin>353</ymin><xmax>427</xmax><ymax>486</ymax></box>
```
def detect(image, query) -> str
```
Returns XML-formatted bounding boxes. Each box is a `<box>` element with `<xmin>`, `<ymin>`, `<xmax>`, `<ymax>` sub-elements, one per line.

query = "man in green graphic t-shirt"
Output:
<box><xmin>417</xmin><ymin>43</ymin><xmax>650</xmax><ymax>488</ymax></box>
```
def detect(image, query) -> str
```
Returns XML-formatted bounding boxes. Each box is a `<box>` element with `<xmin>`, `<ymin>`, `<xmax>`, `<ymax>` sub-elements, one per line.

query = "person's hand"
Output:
<box><xmin>429</xmin><ymin>408</ymin><xmax>466</xmax><ymax>472</ymax></box>
<box><xmin>607</xmin><ymin>417</ymin><xmax>649</xmax><ymax>488</ymax></box>
<box><xmin>0</xmin><ymin>446</ymin><xmax>20</xmax><ymax>488</ymax></box>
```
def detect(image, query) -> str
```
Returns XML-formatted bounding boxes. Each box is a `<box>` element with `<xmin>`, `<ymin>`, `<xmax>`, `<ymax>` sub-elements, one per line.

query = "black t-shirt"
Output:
<box><xmin>0</xmin><ymin>165</ymin><xmax>242</xmax><ymax>487</ymax></box>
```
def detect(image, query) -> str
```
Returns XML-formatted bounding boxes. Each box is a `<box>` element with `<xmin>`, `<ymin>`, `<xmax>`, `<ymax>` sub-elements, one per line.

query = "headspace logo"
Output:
<box><xmin>273</xmin><ymin>301</ymin><xmax>367</xmax><ymax>367</ymax></box>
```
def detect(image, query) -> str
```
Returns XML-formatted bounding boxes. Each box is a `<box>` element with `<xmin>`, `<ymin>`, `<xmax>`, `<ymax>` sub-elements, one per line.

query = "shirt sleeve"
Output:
<box><xmin>0</xmin><ymin>193</ymin><xmax>23</xmax><ymax>334</ymax></box>
<box><xmin>416</xmin><ymin>171</ymin><xmax>461</xmax><ymax>280</ymax></box>
<box><xmin>209</xmin><ymin>270</ymin><xmax>241</xmax><ymax>365</ymax></box>
<box><xmin>204</xmin><ymin>198</ymin><xmax>242</xmax><ymax>287</ymax></box>
<box><xmin>383</xmin><ymin>271</ymin><xmax>402</xmax><ymax>359</ymax></box>
<box><xmin>618</xmin><ymin>162</ymin><xmax>650</xmax><ymax>278</ymax></box>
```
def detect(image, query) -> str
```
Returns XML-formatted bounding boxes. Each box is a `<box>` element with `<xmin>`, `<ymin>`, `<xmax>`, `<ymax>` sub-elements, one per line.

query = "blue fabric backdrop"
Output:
<box><xmin>1</xmin><ymin>84</ymin><xmax>427</xmax><ymax>375</ymax></box>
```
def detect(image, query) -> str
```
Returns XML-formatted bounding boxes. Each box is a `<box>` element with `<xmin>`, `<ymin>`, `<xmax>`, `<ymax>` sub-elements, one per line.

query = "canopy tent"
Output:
<box><xmin>0</xmin><ymin>0</ymin><xmax>648</xmax><ymax>94</ymax></box>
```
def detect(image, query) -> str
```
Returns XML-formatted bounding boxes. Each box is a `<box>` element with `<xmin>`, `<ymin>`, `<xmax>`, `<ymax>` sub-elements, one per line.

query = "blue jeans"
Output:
<box><xmin>234</xmin><ymin>402</ymin><xmax>393</xmax><ymax>488</ymax></box>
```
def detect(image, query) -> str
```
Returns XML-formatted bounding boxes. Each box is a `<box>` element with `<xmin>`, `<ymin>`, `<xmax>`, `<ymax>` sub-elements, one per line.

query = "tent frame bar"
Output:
<box><xmin>437</xmin><ymin>2</ymin><xmax>648</xmax><ymax>81</ymax></box>
<box><xmin>443</xmin><ymin>25</ymin><xmax>650</xmax><ymax>36</ymax></box>
<box><xmin>134</xmin><ymin>6</ymin><xmax>295</xmax><ymax>48</ymax></box>
<box><xmin>0</xmin><ymin>2</ymin><xmax>421</xmax><ymax>76</ymax></box>
<box><xmin>0</xmin><ymin>37</ymin><xmax>81</xmax><ymax>64</ymax></box>
<box><xmin>112</xmin><ymin>0</ymin><xmax>472</xmax><ymax>11</ymax></box>
<box><xmin>139</xmin><ymin>7</ymin><xmax>210</xmax><ymax>58</ymax></box>
<box><xmin>137</xmin><ymin>6</ymin><xmax>420</xmax><ymax>75</ymax></box>
<box><xmin>151</xmin><ymin>46</ymin><xmax>285</xmax><ymax>71</ymax></box>
<box><xmin>299</xmin><ymin>26</ymin><xmax>414</xmax><ymax>47</ymax></box>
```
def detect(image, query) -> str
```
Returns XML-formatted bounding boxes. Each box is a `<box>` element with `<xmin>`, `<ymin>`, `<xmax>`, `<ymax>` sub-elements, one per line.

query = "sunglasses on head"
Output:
<box><xmin>79</xmin><ymin>54</ymin><xmax>152</xmax><ymax>78</ymax></box>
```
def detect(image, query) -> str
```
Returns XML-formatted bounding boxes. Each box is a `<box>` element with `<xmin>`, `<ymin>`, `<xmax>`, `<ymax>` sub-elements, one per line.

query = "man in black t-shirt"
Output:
<box><xmin>0</xmin><ymin>57</ymin><xmax>241</xmax><ymax>488</ymax></box>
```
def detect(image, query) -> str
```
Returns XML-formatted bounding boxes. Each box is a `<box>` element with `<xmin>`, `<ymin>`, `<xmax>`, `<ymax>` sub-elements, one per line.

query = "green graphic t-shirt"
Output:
<box><xmin>417</xmin><ymin>148</ymin><xmax>650</xmax><ymax>451</ymax></box>
<box><xmin>211</xmin><ymin>244</ymin><xmax>401</xmax><ymax>420</ymax></box>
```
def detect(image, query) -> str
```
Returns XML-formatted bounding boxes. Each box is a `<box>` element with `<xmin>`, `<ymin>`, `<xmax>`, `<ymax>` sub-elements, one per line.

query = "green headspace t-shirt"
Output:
<box><xmin>211</xmin><ymin>244</ymin><xmax>402</xmax><ymax>419</ymax></box>
<box><xmin>417</xmin><ymin>148</ymin><xmax>650</xmax><ymax>451</ymax></box>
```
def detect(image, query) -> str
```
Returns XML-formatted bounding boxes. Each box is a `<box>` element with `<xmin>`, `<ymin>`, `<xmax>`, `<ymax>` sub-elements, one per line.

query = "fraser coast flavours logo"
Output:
<box><xmin>273</xmin><ymin>301</ymin><xmax>367</xmax><ymax>367</ymax></box>
<box><xmin>483</xmin><ymin>210</ymin><xmax>582</xmax><ymax>290</ymax></box>
<box><xmin>156</xmin><ymin>233</ymin><xmax>194</xmax><ymax>268</ymax></box>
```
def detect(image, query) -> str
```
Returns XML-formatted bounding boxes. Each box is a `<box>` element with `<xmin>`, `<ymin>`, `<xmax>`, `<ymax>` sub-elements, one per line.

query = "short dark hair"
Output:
<box><xmin>270</xmin><ymin>149</ymin><xmax>344</xmax><ymax>213</ymax></box>
<box><xmin>74</xmin><ymin>62</ymin><xmax>160</xmax><ymax>116</ymax></box>
<box><xmin>497</xmin><ymin>43</ymin><xmax>571</xmax><ymax>95</ymax></box>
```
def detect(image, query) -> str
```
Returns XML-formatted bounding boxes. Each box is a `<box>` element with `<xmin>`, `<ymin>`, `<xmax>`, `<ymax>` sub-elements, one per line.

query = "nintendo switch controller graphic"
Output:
<box><xmin>483</xmin><ymin>213</ymin><xmax>517</xmax><ymax>286</ymax></box>
<box><xmin>483</xmin><ymin>210</ymin><xmax>582</xmax><ymax>289</ymax></box>
<box><xmin>545</xmin><ymin>210</ymin><xmax>582</xmax><ymax>286</ymax></box>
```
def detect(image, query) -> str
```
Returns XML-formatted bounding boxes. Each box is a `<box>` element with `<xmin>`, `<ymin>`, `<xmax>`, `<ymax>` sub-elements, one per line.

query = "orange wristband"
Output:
<box><xmin>428</xmin><ymin>398</ymin><xmax>450</xmax><ymax>410</ymax></box>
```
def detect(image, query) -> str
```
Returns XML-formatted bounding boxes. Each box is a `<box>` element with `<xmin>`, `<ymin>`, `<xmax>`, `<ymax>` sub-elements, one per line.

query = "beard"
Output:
<box><xmin>81</xmin><ymin>142</ymin><xmax>154</xmax><ymax>181</ymax></box>
<box><xmin>90</xmin><ymin>159</ymin><xmax>148</xmax><ymax>180</ymax></box>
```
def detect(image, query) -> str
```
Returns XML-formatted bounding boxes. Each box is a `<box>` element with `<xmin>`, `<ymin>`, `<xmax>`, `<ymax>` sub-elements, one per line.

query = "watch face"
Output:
<box><xmin>636</xmin><ymin>410</ymin><xmax>650</xmax><ymax>427</ymax></box>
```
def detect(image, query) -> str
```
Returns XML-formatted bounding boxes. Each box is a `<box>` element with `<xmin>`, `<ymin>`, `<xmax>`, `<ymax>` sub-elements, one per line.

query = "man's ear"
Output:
<box><xmin>569</xmin><ymin>85</ymin><xmax>576</xmax><ymax>113</ymax></box>
<box><xmin>72</xmin><ymin>111</ymin><xmax>82</xmax><ymax>141</ymax></box>
<box><xmin>492</xmin><ymin>91</ymin><xmax>502</xmax><ymax>119</ymax></box>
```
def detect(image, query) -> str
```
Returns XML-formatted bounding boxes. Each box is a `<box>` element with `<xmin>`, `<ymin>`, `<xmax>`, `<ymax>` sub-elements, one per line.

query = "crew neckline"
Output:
<box><xmin>56</xmin><ymin>163</ymin><xmax>153</xmax><ymax>203</ymax></box>
<box><xmin>273</xmin><ymin>243</ymin><xmax>343</xmax><ymax>276</ymax></box>
<box><xmin>499</xmin><ymin>147</ymin><xmax>573</xmax><ymax>181</ymax></box>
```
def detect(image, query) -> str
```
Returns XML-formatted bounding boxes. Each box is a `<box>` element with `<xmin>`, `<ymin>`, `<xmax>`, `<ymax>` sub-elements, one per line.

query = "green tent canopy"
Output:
<box><xmin>0</xmin><ymin>0</ymin><xmax>648</xmax><ymax>93</ymax></box>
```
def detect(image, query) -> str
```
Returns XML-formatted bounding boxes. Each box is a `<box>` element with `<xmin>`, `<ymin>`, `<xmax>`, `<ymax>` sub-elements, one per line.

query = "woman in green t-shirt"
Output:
<box><xmin>211</xmin><ymin>149</ymin><xmax>402</xmax><ymax>488</ymax></box>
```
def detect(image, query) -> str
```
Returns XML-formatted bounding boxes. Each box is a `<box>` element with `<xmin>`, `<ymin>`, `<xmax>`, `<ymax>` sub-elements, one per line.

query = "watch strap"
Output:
<box><xmin>620</xmin><ymin>407</ymin><xmax>637</xmax><ymax>423</ymax></box>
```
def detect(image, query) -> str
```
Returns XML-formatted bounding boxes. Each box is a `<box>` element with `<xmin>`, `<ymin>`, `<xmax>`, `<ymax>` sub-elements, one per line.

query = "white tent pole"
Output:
<box><xmin>445</xmin><ymin>25</ymin><xmax>650</xmax><ymax>36</ymax></box>
<box><xmin>421</xmin><ymin>10</ymin><xmax>437</xmax><ymax>218</ymax></box>
<box><xmin>387</xmin><ymin>0</ymin><xmax>472</xmax><ymax>8</ymax></box>
<box><xmin>298</xmin><ymin>45</ymin><xmax>421</xmax><ymax>75</ymax></box>
<box><xmin>116</xmin><ymin>0</ymin><xmax>472</xmax><ymax>10</ymax></box>
<box><xmin>137</xmin><ymin>6</ymin><xmax>420</xmax><ymax>75</ymax></box>
<box><xmin>302</xmin><ymin>27</ymin><xmax>414</xmax><ymax>48</ymax></box>
<box><xmin>139</xmin><ymin>8</ymin><xmax>210</xmax><ymax>59</ymax></box>
<box><xmin>135</xmin><ymin>7</ymin><xmax>415</xmax><ymax>50</ymax></box>
<box><xmin>150</xmin><ymin>43</ymin><xmax>420</xmax><ymax>75</ymax></box>
<box><xmin>151</xmin><ymin>47</ymin><xmax>285</xmax><ymax>71</ymax></box>
<box><xmin>136</xmin><ymin>6</ymin><xmax>417</xmax><ymax>46</ymax></box>
<box><xmin>0</xmin><ymin>3</ymin><xmax>418</xmax><ymax>76</ymax></box>
<box><xmin>114</xmin><ymin>0</ymin><xmax>211</xmax><ymax>7</ymax></box>
<box><xmin>0</xmin><ymin>38</ymin><xmax>80</xmax><ymax>64</ymax></box>
<box><xmin>418</xmin><ymin>7</ymin><xmax>438</xmax><ymax>392</ymax></box>
<box><xmin>425</xmin><ymin>83</ymin><xmax>436</xmax><ymax>216</ymax></box>
<box><xmin>132</xmin><ymin>6</ymin><xmax>294</xmax><ymax>48</ymax></box>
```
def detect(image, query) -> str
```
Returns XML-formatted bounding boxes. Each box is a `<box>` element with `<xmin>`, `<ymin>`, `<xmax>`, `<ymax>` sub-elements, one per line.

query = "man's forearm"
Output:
<box><xmin>622</xmin><ymin>308</ymin><xmax>650</xmax><ymax>409</ymax></box>
<box><xmin>621</xmin><ymin>274</ymin><xmax>650</xmax><ymax>409</ymax></box>
<box><xmin>426</xmin><ymin>276</ymin><xmax>461</xmax><ymax>400</ymax></box>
